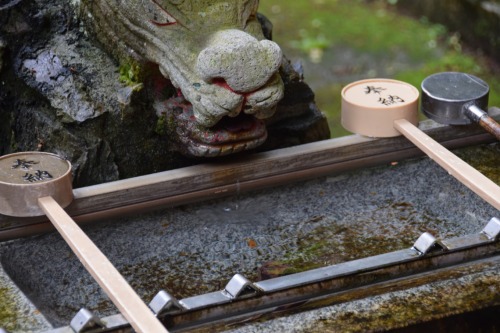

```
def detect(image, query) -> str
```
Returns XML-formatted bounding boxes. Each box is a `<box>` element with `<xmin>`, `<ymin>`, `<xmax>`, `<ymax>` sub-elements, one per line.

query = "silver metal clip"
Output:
<box><xmin>412</xmin><ymin>232</ymin><xmax>447</xmax><ymax>255</ymax></box>
<box><xmin>223</xmin><ymin>274</ymin><xmax>258</xmax><ymax>299</ymax></box>
<box><xmin>70</xmin><ymin>308</ymin><xmax>105</xmax><ymax>333</ymax></box>
<box><xmin>149</xmin><ymin>290</ymin><xmax>183</xmax><ymax>316</ymax></box>
<box><xmin>482</xmin><ymin>217</ymin><xmax>500</xmax><ymax>241</ymax></box>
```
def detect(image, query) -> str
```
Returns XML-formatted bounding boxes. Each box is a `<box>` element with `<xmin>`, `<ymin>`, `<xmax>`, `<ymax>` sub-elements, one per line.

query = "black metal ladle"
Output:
<box><xmin>421</xmin><ymin>72</ymin><xmax>500</xmax><ymax>140</ymax></box>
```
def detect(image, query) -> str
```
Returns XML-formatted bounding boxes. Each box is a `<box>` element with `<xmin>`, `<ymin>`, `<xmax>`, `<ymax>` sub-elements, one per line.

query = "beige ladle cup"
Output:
<box><xmin>0</xmin><ymin>152</ymin><xmax>168</xmax><ymax>333</ymax></box>
<box><xmin>341</xmin><ymin>78</ymin><xmax>500</xmax><ymax>211</ymax></box>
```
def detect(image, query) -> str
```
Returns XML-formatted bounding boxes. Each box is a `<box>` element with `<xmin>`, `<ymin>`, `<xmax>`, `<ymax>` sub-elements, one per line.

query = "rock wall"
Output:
<box><xmin>0</xmin><ymin>0</ymin><xmax>329</xmax><ymax>187</ymax></box>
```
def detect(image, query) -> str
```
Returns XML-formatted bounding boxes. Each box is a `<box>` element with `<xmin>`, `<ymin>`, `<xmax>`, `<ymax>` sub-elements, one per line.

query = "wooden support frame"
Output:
<box><xmin>0</xmin><ymin>109</ymin><xmax>498</xmax><ymax>241</ymax></box>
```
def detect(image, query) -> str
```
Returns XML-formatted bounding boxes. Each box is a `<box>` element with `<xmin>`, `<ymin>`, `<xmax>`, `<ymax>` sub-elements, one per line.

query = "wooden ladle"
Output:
<box><xmin>341</xmin><ymin>78</ymin><xmax>500</xmax><ymax>210</ymax></box>
<box><xmin>0</xmin><ymin>152</ymin><xmax>168</xmax><ymax>333</ymax></box>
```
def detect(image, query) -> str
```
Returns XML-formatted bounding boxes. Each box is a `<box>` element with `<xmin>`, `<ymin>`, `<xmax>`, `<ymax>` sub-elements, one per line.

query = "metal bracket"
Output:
<box><xmin>149</xmin><ymin>290</ymin><xmax>184</xmax><ymax>316</ymax></box>
<box><xmin>70</xmin><ymin>308</ymin><xmax>105</xmax><ymax>333</ymax></box>
<box><xmin>412</xmin><ymin>232</ymin><xmax>447</xmax><ymax>255</ymax></box>
<box><xmin>223</xmin><ymin>274</ymin><xmax>259</xmax><ymax>299</ymax></box>
<box><xmin>482</xmin><ymin>217</ymin><xmax>500</xmax><ymax>241</ymax></box>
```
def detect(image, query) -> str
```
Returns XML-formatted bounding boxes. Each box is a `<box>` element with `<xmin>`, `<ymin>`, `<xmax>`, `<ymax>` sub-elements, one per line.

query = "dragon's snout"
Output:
<box><xmin>196</xmin><ymin>29</ymin><xmax>282</xmax><ymax>93</ymax></box>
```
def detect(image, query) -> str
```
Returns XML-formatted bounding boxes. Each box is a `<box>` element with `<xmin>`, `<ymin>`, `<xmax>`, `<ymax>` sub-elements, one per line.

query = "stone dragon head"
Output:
<box><xmin>83</xmin><ymin>0</ymin><xmax>285</xmax><ymax>157</ymax></box>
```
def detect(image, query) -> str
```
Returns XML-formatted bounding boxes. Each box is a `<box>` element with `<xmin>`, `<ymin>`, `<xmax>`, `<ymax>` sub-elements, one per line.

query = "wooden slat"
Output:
<box><xmin>0</xmin><ymin>109</ymin><xmax>498</xmax><ymax>239</ymax></box>
<box><xmin>394</xmin><ymin>119</ymin><xmax>500</xmax><ymax>210</ymax></box>
<box><xmin>38</xmin><ymin>196</ymin><xmax>169</xmax><ymax>333</ymax></box>
<box><xmin>68</xmin><ymin>113</ymin><xmax>500</xmax><ymax>215</ymax></box>
<box><xmin>68</xmin><ymin>109</ymin><xmax>500</xmax><ymax>214</ymax></box>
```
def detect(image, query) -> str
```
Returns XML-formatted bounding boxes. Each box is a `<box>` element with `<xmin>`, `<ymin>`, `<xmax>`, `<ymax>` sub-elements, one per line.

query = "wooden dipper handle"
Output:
<box><xmin>394</xmin><ymin>119</ymin><xmax>500</xmax><ymax>210</ymax></box>
<box><xmin>478</xmin><ymin>114</ymin><xmax>500</xmax><ymax>141</ymax></box>
<box><xmin>466</xmin><ymin>104</ymin><xmax>500</xmax><ymax>141</ymax></box>
<box><xmin>38</xmin><ymin>196</ymin><xmax>169</xmax><ymax>333</ymax></box>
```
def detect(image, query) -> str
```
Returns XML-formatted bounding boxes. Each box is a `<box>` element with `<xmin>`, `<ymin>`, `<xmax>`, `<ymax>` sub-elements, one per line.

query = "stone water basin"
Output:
<box><xmin>0</xmin><ymin>268</ymin><xmax>52</xmax><ymax>332</ymax></box>
<box><xmin>0</xmin><ymin>143</ymin><xmax>498</xmax><ymax>331</ymax></box>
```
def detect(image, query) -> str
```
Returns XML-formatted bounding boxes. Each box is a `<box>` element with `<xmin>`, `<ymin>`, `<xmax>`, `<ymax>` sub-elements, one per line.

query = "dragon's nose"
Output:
<box><xmin>196</xmin><ymin>29</ymin><xmax>282</xmax><ymax>93</ymax></box>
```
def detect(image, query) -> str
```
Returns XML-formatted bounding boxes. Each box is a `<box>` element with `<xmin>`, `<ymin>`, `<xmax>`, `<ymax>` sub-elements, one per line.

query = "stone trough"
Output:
<box><xmin>0</xmin><ymin>112</ymin><xmax>499</xmax><ymax>332</ymax></box>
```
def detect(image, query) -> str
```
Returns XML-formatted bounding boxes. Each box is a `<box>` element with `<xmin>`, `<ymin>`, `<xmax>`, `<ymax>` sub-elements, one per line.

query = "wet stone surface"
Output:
<box><xmin>0</xmin><ymin>143</ymin><xmax>498</xmax><ymax>328</ymax></box>
<box><xmin>227</xmin><ymin>261</ymin><xmax>500</xmax><ymax>333</ymax></box>
<box><xmin>0</xmin><ymin>263</ymin><xmax>52</xmax><ymax>332</ymax></box>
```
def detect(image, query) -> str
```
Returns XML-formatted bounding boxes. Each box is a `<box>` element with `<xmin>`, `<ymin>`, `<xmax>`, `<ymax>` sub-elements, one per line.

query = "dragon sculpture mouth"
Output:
<box><xmin>84</xmin><ymin>0</ymin><xmax>285</xmax><ymax>157</ymax></box>
<box><xmin>156</xmin><ymin>95</ymin><xmax>268</xmax><ymax>157</ymax></box>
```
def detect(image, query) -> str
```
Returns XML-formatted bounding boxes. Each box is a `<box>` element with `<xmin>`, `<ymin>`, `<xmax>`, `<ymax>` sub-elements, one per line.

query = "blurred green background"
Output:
<box><xmin>259</xmin><ymin>0</ymin><xmax>500</xmax><ymax>138</ymax></box>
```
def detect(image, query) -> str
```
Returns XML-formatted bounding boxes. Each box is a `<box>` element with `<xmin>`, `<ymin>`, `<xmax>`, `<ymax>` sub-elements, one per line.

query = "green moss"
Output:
<box><xmin>155</xmin><ymin>114</ymin><xmax>167</xmax><ymax>135</ymax></box>
<box><xmin>456</xmin><ymin>144</ymin><xmax>500</xmax><ymax>185</ymax></box>
<box><xmin>258</xmin><ymin>201</ymin><xmax>450</xmax><ymax>278</ymax></box>
<box><xmin>119</xmin><ymin>61</ymin><xmax>143</xmax><ymax>87</ymax></box>
<box><xmin>305</xmin><ymin>271</ymin><xmax>500</xmax><ymax>332</ymax></box>
<box><xmin>9</xmin><ymin>130</ymin><xmax>17</xmax><ymax>151</ymax></box>
<box><xmin>259</xmin><ymin>0</ymin><xmax>500</xmax><ymax>138</ymax></box>
<box><xmin>0</xmin><ymin>286</ymin><xmax>18</xmax><ymax>331</ymax></box>
<box><xmin>259</xmin><ymin>1</ymin><xmax>447</xmax><ymax>61</ymax></box>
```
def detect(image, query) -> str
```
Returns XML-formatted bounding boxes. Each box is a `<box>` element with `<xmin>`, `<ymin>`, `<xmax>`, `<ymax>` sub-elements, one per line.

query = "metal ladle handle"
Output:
<box><xmin>465</xmin><ymin>103</ymin><xmax>500</xmax><ymax>140</ymax></box>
